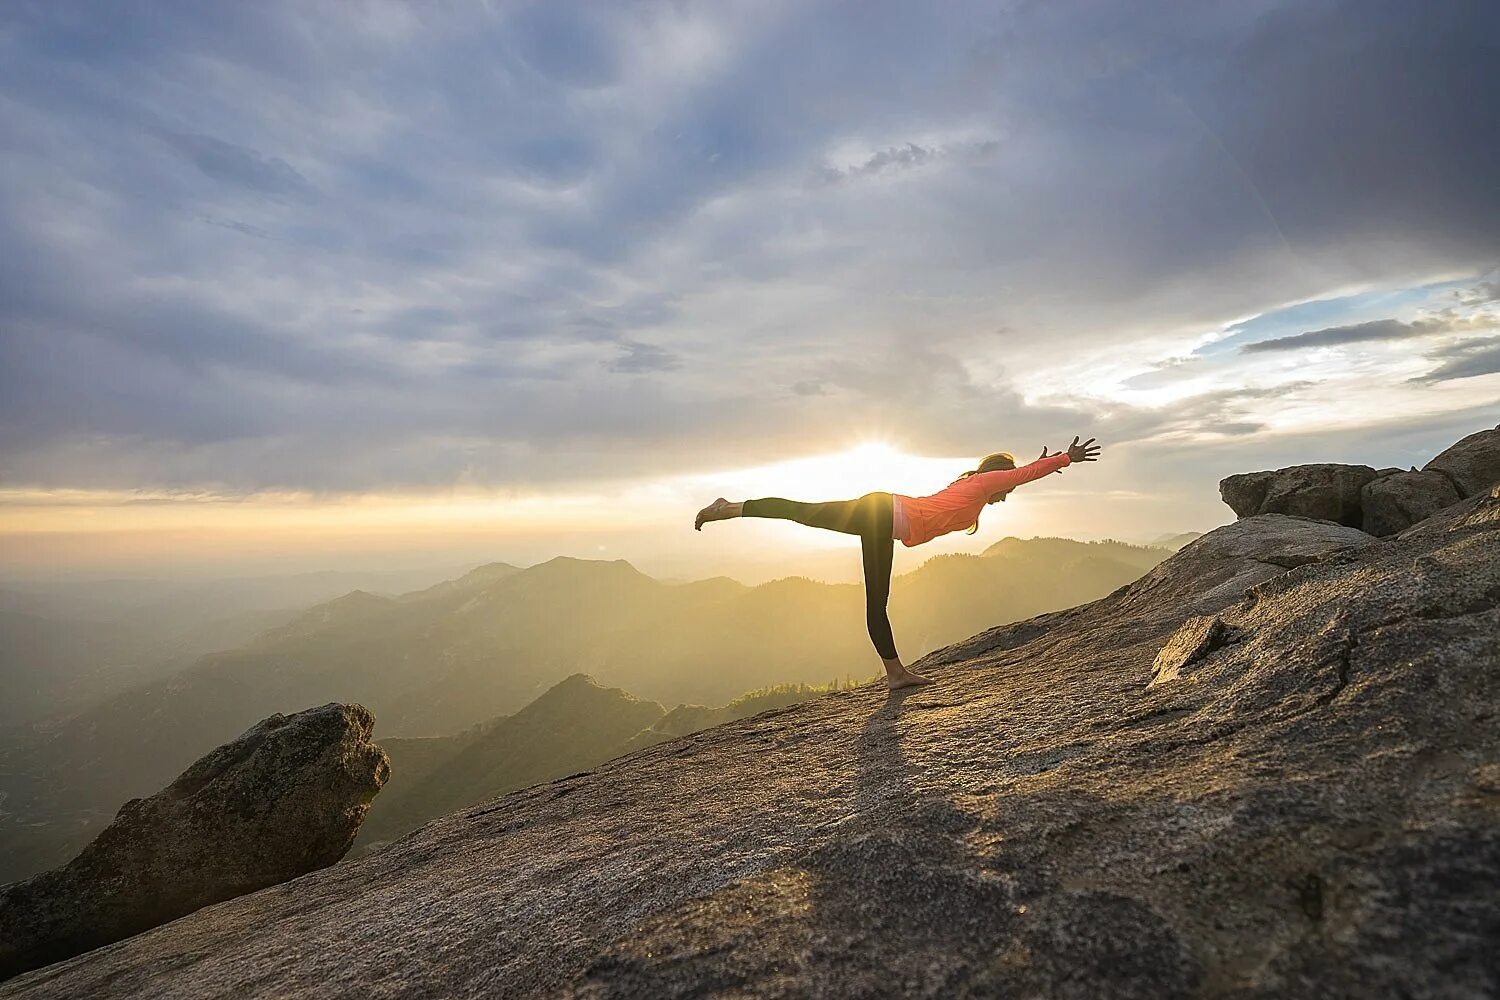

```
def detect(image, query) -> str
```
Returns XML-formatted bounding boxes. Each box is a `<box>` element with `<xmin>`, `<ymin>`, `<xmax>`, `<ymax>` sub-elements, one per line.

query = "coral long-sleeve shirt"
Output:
<box><xmin>892</xmin><ymin>452</ymin><xmax>1071</xmax><ymax>547</ymax></box>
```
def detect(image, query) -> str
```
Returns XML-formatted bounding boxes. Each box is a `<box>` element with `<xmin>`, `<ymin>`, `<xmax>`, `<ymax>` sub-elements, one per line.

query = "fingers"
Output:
<box><xmin>1069</xmin><ymin>435</ymin><xmax>1101</xmax><ymax>461</ymax></box>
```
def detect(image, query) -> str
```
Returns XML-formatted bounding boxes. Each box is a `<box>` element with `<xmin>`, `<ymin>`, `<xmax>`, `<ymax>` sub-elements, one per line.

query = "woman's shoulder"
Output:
<box><xmin>921</xmin><ymin>476</ymin><xmax>984</xmax><ymax>502</ymax></box>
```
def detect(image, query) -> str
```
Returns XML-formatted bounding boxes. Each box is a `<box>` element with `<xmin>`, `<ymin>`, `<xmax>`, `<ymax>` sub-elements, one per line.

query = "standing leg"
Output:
<box><xmin>855</xmin><ymin>493</ymin><xmax>933</xmax><ymax>690</ymax></box>
<box><xmin>858</xmin><ymin>493</ymin><xmax>898</xmax><ymax>659</ymax></box>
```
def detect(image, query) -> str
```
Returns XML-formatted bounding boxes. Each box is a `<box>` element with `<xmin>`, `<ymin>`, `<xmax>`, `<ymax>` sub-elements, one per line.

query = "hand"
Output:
<box><xmin>1036</xmin><ymin>446</ymin><xmax>1057</xmax><ymax>461</ymax></box>
<box><xmin>1067</xmin><ymin>436</ymin><xmax>1101</xmax><ymax>463</ymax></box>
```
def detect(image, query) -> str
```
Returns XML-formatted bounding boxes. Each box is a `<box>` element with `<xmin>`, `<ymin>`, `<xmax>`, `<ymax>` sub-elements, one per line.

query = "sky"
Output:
<box><xmin>1</xmin><ymin>0</ymin><xmax>1498</xmax><ymax>583</ymax></box>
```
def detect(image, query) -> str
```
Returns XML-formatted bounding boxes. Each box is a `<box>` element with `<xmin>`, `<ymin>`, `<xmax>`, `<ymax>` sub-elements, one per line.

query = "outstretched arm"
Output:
<box><xmin>974</xmin><ymin>436</ymin><xmax>1100</xmax><ymax>495</ymax></box>
<box><xmin>973</xmin><ymin>451</ymin><xmax>1070</xmax><ymax>494</ymax></box>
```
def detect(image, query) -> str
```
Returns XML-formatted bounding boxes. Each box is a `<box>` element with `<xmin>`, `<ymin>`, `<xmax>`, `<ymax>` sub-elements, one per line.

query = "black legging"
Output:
<box><xmin>741</xmin><ymin>491</ymin><xmax>898</xmax><ymax>660</ymax></box>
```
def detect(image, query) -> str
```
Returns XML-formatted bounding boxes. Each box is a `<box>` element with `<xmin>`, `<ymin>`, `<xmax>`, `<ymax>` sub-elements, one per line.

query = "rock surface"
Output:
<box><xmin>3</xmin><ymin>485</ymin><xmax>1498</xmax><ymax>998</ymax></box>
<box><xmin>1361</xmin><ymin>469</ymin><xmax>1461</xmax><ymax>536</ymax></box>
<box><xmin>0</xmin><ymin>703</ymin><xmax>388</xmax><ymax>981</ymax></box>
<box><xmin>1424</xmin><ymin>423</ymin><xmax>1500</xmax><ymax>497</ymax></box>
<box><xmin>1148</xmin><ymin>613</ymin><xmax>1232</xmax><ymax>686</ymax></box>
<box><xmin>1219</xmin><ymin>463</ymin><xmax>1377</xmax><ymax>525</ymax></box>
<box><xmin>1222</xmin><ymin>425</ymin><xmax>1500</xmax><ymax>534</ymax></box>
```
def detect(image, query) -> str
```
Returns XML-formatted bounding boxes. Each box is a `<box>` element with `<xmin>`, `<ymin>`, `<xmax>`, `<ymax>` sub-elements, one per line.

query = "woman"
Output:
<box><xmin>694</xmin><ymin>436</ymin><xmax>1101</xmax><ymax>690</ymax></box>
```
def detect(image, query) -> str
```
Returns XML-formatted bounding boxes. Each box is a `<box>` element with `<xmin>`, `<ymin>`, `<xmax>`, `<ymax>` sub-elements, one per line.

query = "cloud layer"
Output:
<box><xmin>1</xmin><ymin>0</ymin><xmax>1498</xmax><ymax>496</ymax></box>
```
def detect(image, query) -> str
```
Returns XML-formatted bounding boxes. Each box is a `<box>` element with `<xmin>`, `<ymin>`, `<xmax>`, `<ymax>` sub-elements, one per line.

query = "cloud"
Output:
<box><xmin>1411</xmin><ymin>337</ymin><xmax>1500</xmax><ymax>384</ymax></box>
<box><xmin>1242</xmin><ymin>318</ymin><xmax>1432</xmax><ymax>353</ymax></box>
<box><xmin>199</xmin><ymin>215</ymin><xmax>276</xmax><ymax>240</ymax></box>
<box><xmin>604</xmin><ymin>340</ymin><xmax>680</xmax><ymax>374</ymax></box>
<box><xmin>156</xmin><ymin>130</ymin><xmax>314</xmax><ymax>199</ymax></box>
<box><xmin>1240</xmin><ymin>297</ymin><xmax>1498</xmax><ymax>352</ymax></box>
<box><xmin>1213</xmin><ymin>421</ymin><xmax>1266</xmax><ymax>436</ymax></box>
<box><xmin>1458</xmin><ymin>279</ymin><xmax>1500</xmax><ymax>306</ymax></box>
<box><xmin>0</xmin><ymin>0</ymin><xmax>1497</xmax><ymax>497</ymax></box>
<box><xmin>1102</xmin><ymin>383</ymin><xmax>1320</xmax><ymax>443</ymax></box>
<box><xmin>813</xmin><ymin>139</ymin><xmax>999</xmax><ymax>185</ymax></box>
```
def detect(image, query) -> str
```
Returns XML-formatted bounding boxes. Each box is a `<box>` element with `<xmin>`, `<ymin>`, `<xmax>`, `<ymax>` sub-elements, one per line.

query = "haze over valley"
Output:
<box><xmin>0</xmin><ymin>535</ymin><xmax>1168</xmax><ymax>883</ymax></box>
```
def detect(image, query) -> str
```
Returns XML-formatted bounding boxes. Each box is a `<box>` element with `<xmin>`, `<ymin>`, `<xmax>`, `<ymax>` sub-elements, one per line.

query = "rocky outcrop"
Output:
<box><xmin>0</xmin><ymin>703</ymin><xmax>388</xmax><ymax>982</ymax></box>
<box><xmin>2</xmin><ymin>443</ymin><xmax>1497</xmax><ymax>999</ymax></box>
<box><xmin>1361</xmin><ymin>469</ymin><xmax>1461</xmax><ymax>536</ymax></box>
<box><xmin>1148</xmin><ymin>613</ymin><xmax>1233</xmax><ymax>686</ymax></box>
<box><xmin>1424</xmin><ymin>423</ymin><xmax>1500</xmax><ymax>497</ymax></box>
<box><xmin>1219</xmin><ymin>464</ymin><xmax>1377</xmax><ymax>525</ymax></box>
<box><xmin>1222</xmin><ymin>424</ymin><xmax>1500</xmax><ymax>536</ymax></box>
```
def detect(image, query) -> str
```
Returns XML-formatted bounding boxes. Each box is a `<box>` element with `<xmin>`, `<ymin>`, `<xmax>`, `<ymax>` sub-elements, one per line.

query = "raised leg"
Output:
<box><xmin>740</xmin><ymin>497</ymin><xmax>864</xmax><ymax>535</ymax></box>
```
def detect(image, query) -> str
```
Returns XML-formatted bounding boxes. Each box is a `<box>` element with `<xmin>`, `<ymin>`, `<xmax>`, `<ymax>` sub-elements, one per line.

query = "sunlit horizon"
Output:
<box><xmin>0</xmin><ymin>437</ymin><xmax>1184</xmax><ymax>583</ymax></box>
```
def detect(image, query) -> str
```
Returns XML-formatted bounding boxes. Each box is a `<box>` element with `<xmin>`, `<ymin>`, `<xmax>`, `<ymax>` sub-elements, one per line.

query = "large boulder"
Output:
<box><xmin>0</xmin><ymin>703</ymin><xmax>388</xmax><ymax>981</ymax></box>
<box><xmin>1219</xmin><ymin>464</ymin><xmax>1378</xmax><ymax>526</ymax></box>
<box><xmin>1361</xmin><ymin>469</ymin><xmax>1462</xmax><ymax>536</ymax></box>
<box><xmin>1424</xmin><ymin>423</ymin><xmax>1500</xmax><ymax>497</ymax></box>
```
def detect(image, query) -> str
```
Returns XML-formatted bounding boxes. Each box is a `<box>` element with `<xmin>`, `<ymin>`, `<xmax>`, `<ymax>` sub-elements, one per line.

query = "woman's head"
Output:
<box><xmin>951</xmin><ymin>451</ymin><xmax>1018</xmax><ymax>531</ymax></box>
<box><xmin>952</xmin><ymin>451</ymin><xmax>1016</xmax><ymax>483</ymax></box>
<box><xmin>975</xmin><ymin>451</ymin><xmax>1016</xmax><ymax>474</ymax></box>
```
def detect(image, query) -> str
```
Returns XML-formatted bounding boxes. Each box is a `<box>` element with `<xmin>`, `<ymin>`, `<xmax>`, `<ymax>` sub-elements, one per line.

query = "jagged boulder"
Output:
<box><xmin>1219</xmin><ymin>463</ymin><xmax>1378</xmax><ymax>526</ymax></box>
<box><xmin>1424</xmin><ymin>423</ymin><xmax>1500</xmax><ymax>497</ymax></box>
<box><xmin>0</xmin><ymin>703</ymin><xmax>388</xmax><ymax>981</ymax></box>
<box><xmin>1361</xmin><ymin>469</ymin><xmax>1462</xmax><ymax>536</ymax></box>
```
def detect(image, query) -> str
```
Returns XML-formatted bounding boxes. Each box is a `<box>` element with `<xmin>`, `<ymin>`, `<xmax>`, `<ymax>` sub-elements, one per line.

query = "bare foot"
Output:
<box><xmin>886</xmin><ymin>669</ymin><xmax>935</xmax><ymax>691</ymax></box>
<box><xmin>695</xmin><ymin>498</ymin><xmax>732</xmax><ymax>531</ymax></box>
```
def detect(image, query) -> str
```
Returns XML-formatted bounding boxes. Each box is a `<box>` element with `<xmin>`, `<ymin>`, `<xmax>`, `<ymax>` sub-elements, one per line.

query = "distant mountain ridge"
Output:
<box><xmin>0</xmin><ymin>564</ymin><xmax>496</xmax><ymax>731</ymax></box>
<box><xmin>0</xmin><ymin>538</ymin><xmax>1168</xmax><ymax>883</ymax></box>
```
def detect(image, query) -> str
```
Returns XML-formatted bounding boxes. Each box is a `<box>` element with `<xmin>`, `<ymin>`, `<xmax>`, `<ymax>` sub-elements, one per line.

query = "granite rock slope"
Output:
<box><xmin>2</xmin><ymin>496</ymin><xmax>1497</xmax><ymax>997</ymax></box>
<box><xmin>0</xmin><ymin>703</ymin><xmax>388</xmax><ymax>981</ymax></box>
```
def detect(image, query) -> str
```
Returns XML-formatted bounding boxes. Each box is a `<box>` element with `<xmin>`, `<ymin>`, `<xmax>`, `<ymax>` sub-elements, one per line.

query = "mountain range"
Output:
<box><xmin>0</xmin><ymin>536</ymin><xmax>1169</xmax><ymax>883</ymax></box>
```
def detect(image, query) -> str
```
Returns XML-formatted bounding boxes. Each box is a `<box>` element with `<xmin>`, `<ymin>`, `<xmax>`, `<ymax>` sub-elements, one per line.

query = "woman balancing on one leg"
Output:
<box><xmin>695</xmin><ymin>436</ymin><xmax>1102</xmax><ymax>690</ymax></box>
